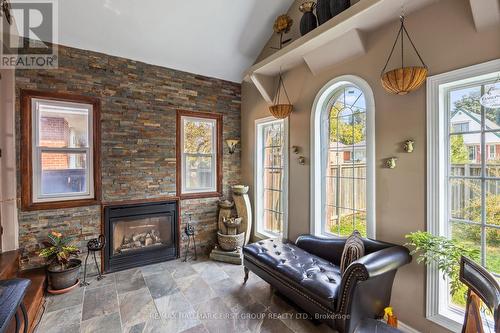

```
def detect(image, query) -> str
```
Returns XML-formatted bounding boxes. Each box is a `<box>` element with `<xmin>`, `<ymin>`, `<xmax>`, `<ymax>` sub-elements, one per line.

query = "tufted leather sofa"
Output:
<box><xmin>242</xmin><ymin>235</ymin><xmax>411</xmax><ymax>333</ymax></box>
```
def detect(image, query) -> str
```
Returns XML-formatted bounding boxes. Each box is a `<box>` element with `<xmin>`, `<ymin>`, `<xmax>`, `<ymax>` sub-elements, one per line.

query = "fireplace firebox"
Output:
<box><xmin>104</xmin><ymin>200</ymin><xmax>178</xmax><ymax>273</ymax></box>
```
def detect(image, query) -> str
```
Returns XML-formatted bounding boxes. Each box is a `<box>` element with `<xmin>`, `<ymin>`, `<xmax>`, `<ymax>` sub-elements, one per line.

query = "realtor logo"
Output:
<box><xmin>1</xmin><ymin>0</ymin><xmax>58</xmax><ymax>69</ymax></box>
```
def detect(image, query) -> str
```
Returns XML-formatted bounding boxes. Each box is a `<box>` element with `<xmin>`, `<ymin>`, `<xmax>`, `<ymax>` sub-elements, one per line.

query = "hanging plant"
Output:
<box><xmin>269</xmin><ymin>73</ymin><xmax>293</xmax><ymax>119</ymax></box>
<box><xmin>381</xmin><ymin>15</ymin><xmax>428</xmax><ymax>95</ymax></box>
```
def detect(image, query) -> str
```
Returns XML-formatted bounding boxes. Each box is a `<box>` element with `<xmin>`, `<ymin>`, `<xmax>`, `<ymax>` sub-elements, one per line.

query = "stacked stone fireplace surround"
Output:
<box><xmin>15</xmin><ymin>44</ymin><xmax>241</xmax><ymax>271</ymax></box>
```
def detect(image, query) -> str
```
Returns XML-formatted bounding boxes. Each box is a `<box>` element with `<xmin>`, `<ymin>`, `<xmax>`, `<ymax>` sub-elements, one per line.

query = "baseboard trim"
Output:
<box><xmin>398</xmin><ymin>321</ymin><xmax>421</xmax><ymax>333</ymax></box>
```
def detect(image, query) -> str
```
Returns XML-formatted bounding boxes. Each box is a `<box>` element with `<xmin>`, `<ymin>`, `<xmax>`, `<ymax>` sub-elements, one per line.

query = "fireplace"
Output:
<box><xmin>103</xmin><ymin>200</ymin><xmax>178</xmax><ymax>273</ymax></box>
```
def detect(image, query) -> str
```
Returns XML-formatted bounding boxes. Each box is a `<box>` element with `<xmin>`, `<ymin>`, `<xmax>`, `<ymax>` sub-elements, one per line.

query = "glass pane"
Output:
<box><xmin>183</xmin><ymin>118</ymin><xmax>214</xmax><ymax>154</ymax></box>
<box><xmin>325</xmin><ymin>176</ymin><xmax>337</xmax><ymax>207</ymax></box>
<box><xmin>450</xmin><ymin>222</ymin><xmax>481</xmax><ymax>308</ymax></box>
<box><xmin>354</xmin><ymin>212</ymin><xmax>367</xmax><ymax>237</ymax></box>
<box><xmin>185</xmin><ymin>155</ymin><xmax>213</xmax><ymax>190</ymax></box>
<box><xmin>449</xmin><ymin>134</ymin><xmax>482</xmax><ymax>172</ymax></box>
<box><xmin>339</xmin><ymin>177</ymin><xmax>355</xmax><ymax>210</ymax></box>
<box><xmin>330</xmin><ymin>114</ymin><xmax>366</xmax><ymax>147</ymax></box>
<box><xmin>449</xmin><ymin>178</ymin><xmax>481</xmax><ymax>222</ymax></box>
<box><xmin>486</xmin><ymin>227</ymin><xmax>500</xmax><ymax>275</ymax></box>
<box><xmin>449</xmin><ymin>86</ymin><xmax>482</xmax><ymax>133</ymax></box>
<box><xmin>325</xmin><ymin>205</ymin><xmax>339</xmax><ymax>235</ymax></box>
<box><xmin>263</xmin><ymin>123</ymin><xmax>283</xmax><ymax>147</ymax></box>
<box><xmin>486</xmin><ymin>132</ymin><xmax>500</xmax><ymax>177</ymax></box>
<box><xmin>112</xmin><ymin>215</ymin><xmax>173</xmax><ymax>255</ymax></box>
<box><xmin>263</xmin><ymin>170</ymin><xmax>282</xmax><ymax>192</ymax></box>
<box><xmin>484</xmin><ymin>82</ymin><xmax>500</xmax><ymax>129</ymax></box>
<box><xmin>39</xmin><ymin>103</ymin><xmax>89</xmax><ymax>148</ymax></box>
<box><xmin>264</xmin><ymin>147</ymin><xmax>282</xmax><ymax>168</ymax></box>
<box><xmin>339</xmin><ymin>210</ymin><xmax>356</xmax><ymax>237</ymax></box>
<box><xmin>486</xmin><ymin>180</ymin><xmax>500</xmax><ymax>227</ymax></box>
<box><xmin>353</xmin><ymin>177</ymin><xmax>366</xmax><ymax>211</ymax></box>
<box><xmin>40</xmin><ymin>152</ymin><xmax>87</xmax><ymax>195</ymax></box>
<box><xmin>263</xmin><ymin>210</ymin><xmax>282</xmax><ymax>234</ymax></box>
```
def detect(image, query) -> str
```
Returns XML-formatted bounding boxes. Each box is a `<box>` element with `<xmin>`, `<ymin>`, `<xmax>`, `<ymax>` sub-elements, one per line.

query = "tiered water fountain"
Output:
<box><xmin>210</xmin><ymin>185</ymin><xmax>252</xmax><ymax>264</ymax></box>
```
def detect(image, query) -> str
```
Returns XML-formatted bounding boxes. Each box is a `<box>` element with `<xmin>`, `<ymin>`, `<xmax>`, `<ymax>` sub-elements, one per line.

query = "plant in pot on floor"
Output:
<box><xmin>39</xmin><ymin>231</ymin><xmax>81</xmax><ymax>294</ymax></box>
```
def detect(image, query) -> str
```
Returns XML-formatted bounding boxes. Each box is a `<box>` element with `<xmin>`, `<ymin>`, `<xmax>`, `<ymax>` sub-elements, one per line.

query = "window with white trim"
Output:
<box><xmin>255</xmin><ymin>117</ymin><xmax>288</xmax><ymax>239</ymax></box>
<box><xmin>177</xmin><ymin>112</ymin><xmax>222</xmax><ymax>198</ymax></box>
<box><xmin>427</xmin><ymin>60</ymin><xmax>500</xmax><ymax>331</ymax></box>
<box><xmin>33</xmin><ymin>99</ymin><xmax>94</xmax><ymax>202</ymax></box>
<box><xmin>311</xmin><ymin>76</ymin><xmax>375</xmax><ymax>238</ymax></box>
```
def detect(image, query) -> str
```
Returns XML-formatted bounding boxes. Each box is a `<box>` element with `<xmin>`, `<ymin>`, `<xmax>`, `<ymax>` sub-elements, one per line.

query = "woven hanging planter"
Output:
<box><xmin>381</xmin><ymin>16</ymin><xmax>428</xmax><ymax>95</ymax></box>
<box><xmin>269</xmin><ymin>73</ymin><xmax>293</xmax><ymax>119</ymax></box>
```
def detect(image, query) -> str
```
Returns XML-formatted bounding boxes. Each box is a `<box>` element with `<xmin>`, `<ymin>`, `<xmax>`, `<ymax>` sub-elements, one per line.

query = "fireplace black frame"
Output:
<box><xmin>103</xmin><ymin>200</ymin><xmax>178</xmax><ymax>273</ymax></box>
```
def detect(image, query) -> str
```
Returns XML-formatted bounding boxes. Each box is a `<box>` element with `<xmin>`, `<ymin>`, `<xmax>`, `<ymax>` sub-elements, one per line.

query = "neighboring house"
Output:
<box><xmin>450</xmin><ymin>109</ymin><xmax>500</xmax><ymax>163</ymax></box>
<box><xmin>328</xmin><ymin>141</ymin><xmax>366</xmax><ymax>165</ymax></box>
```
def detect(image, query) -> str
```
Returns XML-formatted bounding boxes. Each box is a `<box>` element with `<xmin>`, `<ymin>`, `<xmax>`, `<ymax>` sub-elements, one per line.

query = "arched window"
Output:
<box><xmin>311</xmin><ymin>76</ymin><xmax>375</xmax><ymax>238</ymax></box>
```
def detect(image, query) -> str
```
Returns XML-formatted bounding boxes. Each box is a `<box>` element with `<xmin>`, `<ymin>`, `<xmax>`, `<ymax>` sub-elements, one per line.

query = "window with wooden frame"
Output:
<box><xmin>21</xmin><ymin>90</ymin><xmax>101</xmax><ymax>210</ymax></box>
<box><xmin>176</xmin><ymin>110</ymin><xmax>222</xmax><ymax>199</ymax></box>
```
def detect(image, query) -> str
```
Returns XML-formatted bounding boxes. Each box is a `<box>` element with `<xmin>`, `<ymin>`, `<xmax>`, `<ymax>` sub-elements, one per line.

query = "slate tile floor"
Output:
<box><xmin>36</xmin><ymin>257</ymin><xmax>338</xmax><ymax>333</ymax></box>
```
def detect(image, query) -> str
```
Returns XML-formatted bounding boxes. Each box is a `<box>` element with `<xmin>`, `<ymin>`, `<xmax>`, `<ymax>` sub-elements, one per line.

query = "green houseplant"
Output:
<box><xmin>39</xmin><ymin>231</ymin><xmax>81</xmax><ymax>292</ymax></box>
<box><xmin>405</xmin><ymin>231</ymin><xmax>480</xmax><ymax>304</ymax></box>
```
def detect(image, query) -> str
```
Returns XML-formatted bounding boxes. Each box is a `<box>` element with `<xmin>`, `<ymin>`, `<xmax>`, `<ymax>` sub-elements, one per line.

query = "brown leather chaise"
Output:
<box><xmin>243</xmin><ymin>235</ymin><xmax>412</xmax><ymax>333</ymax></box>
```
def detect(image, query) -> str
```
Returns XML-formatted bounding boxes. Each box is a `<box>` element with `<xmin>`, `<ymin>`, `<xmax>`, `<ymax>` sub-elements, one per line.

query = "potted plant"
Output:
<box><xmin>405</xmin><ymin>231</ymin><xmax>479</xmax><ymax>303</ymax></box>
<box><xmin>39</xmin><ymin>231</ymin><xmax>81</xmax><ymax>293</ymax></box>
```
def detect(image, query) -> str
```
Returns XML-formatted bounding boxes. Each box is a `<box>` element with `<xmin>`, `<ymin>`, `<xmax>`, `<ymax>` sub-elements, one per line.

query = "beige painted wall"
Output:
<box><xmin>241</xmin><ymin>0</ymin><xmax>500</xmax><ymax>332</ymax></box>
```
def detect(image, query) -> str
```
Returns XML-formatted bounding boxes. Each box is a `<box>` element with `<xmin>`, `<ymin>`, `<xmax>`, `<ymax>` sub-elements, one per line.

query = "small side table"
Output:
<box><xmin>0</xmin><ymin>278</ymin><xmax>31</xmax><ymax>333</ymax></box>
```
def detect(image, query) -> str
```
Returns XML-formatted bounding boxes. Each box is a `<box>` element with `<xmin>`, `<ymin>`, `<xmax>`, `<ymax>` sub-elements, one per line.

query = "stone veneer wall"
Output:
<box><xmin>16</xmin><ymin>44</ymin><xmax>241</xmax><ymax>270</ymax></box>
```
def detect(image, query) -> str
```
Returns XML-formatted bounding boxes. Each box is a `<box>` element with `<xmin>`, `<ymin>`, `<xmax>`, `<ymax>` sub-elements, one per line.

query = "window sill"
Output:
<box><xmin>254</xmin><ymin>230</ymin><xmax>281</xmax><ymax>241</ymax></box>
<box><xmin>179</xmin><ymin>192</ymin><xmax>222</xmax><ymax>200</ymax></box>
<box><xmin>22</xmin><ymin>198</ymin><xmax>101</xmax><ymax>211</ymax></box>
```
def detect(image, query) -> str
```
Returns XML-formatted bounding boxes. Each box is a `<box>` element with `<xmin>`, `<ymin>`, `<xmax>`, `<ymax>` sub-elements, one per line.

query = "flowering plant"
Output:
<box><xmin>39</xmin><ymin>231</ymin><xmax>79</xmax><ymax>270</ymax></box>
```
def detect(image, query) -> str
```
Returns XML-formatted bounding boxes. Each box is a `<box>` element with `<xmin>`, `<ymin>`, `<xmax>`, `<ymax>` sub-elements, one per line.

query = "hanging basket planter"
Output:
<box><xmin>381</xmin><ymin>66</ymin><xmax>428</xmax><ymax>95</ymax></box>
<box><xmin>269</xmin><ymin>104</ymin><xmax>293</xmax><ymax>119</ymax></box>
<box><xmin>380</xmin><ymin>15</ymin><xmax>428</xmax><ymax>95</ymax></box>
<box><xmin>269</xmin><ymin>72</ymin><xmax>293</xmax><ymax>119</ymax></box>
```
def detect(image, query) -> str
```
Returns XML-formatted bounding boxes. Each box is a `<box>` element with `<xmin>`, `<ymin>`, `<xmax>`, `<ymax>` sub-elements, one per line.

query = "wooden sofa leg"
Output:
<box><xmin>243</xmin><ymin>267</ymin><xmax>249</xmax><ymax>284</ymax></box>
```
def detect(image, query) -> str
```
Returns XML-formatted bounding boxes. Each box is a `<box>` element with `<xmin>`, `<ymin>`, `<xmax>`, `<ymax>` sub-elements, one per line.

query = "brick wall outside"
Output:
<box><xmin>40</xmin><ymin>117</ymin><xmax>70</xmax><ymax>169</ymax></box>
<box><xmin>16</xmin><ymin>44</ymin><xmax>241</xmax><ymax>269</ymax></box>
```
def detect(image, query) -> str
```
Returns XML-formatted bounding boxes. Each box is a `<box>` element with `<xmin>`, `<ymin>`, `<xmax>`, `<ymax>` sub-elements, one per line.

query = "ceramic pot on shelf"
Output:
<box><xmin>299</xmin><ymin>1</ymin><xmax>318</xmax><ymax>36</ymax></box>
<box><xmin>330</xmin><ymin>0</ymin><xmax>350</xmax><ymax>17</ymax></box>
<box><xmin>316</xmin><ymin>0</ymin><xmax>332</xmax><ymax>25</ymax></box>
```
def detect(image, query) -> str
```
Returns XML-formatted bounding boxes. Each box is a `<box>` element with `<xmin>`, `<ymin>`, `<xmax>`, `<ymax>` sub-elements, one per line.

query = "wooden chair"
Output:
<box><xmin>459</xmin><ymin>256</ymin><xmax>500</xmax><ymax>333</ymax></box>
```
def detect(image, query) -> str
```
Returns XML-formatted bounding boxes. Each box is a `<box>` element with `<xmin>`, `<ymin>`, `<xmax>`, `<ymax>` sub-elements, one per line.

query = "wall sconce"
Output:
<box><xmin>226</xmin><ymin>139</ymin><xmax>239</xmax><ymax>154</ymax></box>
<box><xmin>403</xmin><ymin>139</ymin><xmax>415</xmax><ymax>153</ymax></box>
<box><xmin>385</xmin><ymin>157</ymin><xmax>397</xmax><ymax>169</ymax></box>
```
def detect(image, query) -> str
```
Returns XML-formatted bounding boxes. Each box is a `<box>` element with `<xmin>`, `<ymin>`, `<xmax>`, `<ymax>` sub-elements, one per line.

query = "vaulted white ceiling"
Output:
<box><xmin>48</xmin><ymin>0</ymin><xmax>293</xmax><ymax>83</ymax></box>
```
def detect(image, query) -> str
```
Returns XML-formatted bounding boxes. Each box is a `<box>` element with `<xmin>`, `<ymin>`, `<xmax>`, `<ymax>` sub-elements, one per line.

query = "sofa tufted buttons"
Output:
<box><xmin>273</xmin><ymin>244</ymin><xmax>277</xmax><ymax>248</ymax></box>
<box><xmin>320</xmin><ymin>267</ymin><xmax>325</xmax><ymax>272</ymax></box>
<box><xmin>280</xmin><ymin>259</ymin><xmax>286</xmax><ymax>264</ymax></box>
<box><xmin>258</xmin><ymin>241</ymin><xmax>264</xmax><ymax>245</ymax></box>
<box><xmin>275</xmin><ymin>251</ymin><xmax>281</xmax><ymax>255</ymax></box>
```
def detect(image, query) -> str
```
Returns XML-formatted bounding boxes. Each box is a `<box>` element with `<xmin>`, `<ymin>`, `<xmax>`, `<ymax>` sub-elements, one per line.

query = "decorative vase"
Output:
<box><xmin>316</xmin><ymin>0</ymin><xmax>332</xmax><ymax>25</ymax></box>
<box><xmin>330</xmin><ymin>0</ymin><xmax>350</xmax><ymax>17</ymax></box>
<box><xmin>299</xmin><ymin>2</ymin><xmax>317</xmax><ymax>36</ymax></box>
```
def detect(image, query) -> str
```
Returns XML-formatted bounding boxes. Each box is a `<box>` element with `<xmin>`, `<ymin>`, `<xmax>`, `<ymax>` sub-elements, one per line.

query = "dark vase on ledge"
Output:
<box><xmin>330</xmin><ymin>0</ymin><xmax>350</xmax><ymax>17</ymax></box>
<box><xmin>316</xmin><ymin>0</ymin><xmax>332</xmax><ymax>25</ymax></box>
<box><xmin>299</xmin><ymin>1</ymin><xmax>317</xmax><ymax>36</ymax></box>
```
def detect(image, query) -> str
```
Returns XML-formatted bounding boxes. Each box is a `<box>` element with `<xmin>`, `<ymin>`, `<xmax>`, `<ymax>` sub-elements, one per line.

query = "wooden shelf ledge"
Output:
<box><xmin>245</xmin><ymin>0</ymin><xmax>497</xmax><ymax>103</ymax></box>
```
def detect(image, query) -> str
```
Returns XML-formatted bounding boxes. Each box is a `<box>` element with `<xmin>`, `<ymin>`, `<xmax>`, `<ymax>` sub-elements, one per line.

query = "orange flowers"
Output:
<box><xmin>51</xmin><ymin>231</ymin><xmax>62</xmax><ymax>238</ymax></box>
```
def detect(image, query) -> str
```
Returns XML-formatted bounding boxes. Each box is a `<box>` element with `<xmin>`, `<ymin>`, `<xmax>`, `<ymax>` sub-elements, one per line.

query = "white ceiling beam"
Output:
<box><xmin>469</xmin><ymin>0</ymin><xmax>500</xmax><ymax>32</ymax></box>
<box><xmin>303</xmin><ymin>29</ymin><xmax>366</xmax><ymax>76</ymax></box>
